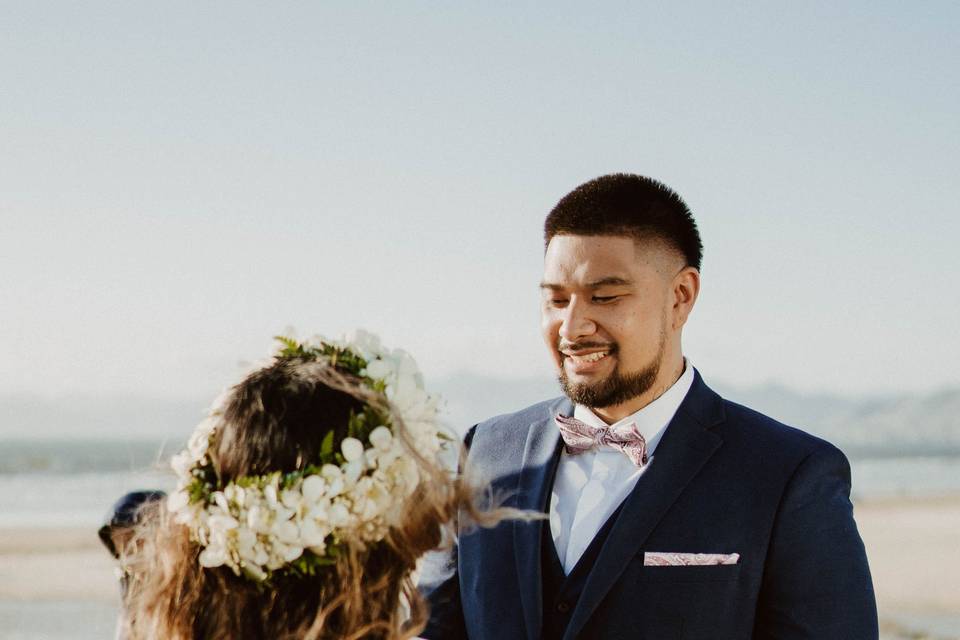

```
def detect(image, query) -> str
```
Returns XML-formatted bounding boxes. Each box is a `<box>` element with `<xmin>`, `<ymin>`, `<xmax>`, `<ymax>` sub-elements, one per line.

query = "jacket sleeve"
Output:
<box><xmin>420</xmin><ymin>553</ymin><xmax>466</xmax><ymax>640</ymax></box>
<box><xmin>753</xmin><ymin>444</ymin><xmax>879</xmax><ymax>639</ymax></box>
<box><xmin>420</xmin><ymin>425</ymin><xmax>478</xmax><ymax>640</ymax></box>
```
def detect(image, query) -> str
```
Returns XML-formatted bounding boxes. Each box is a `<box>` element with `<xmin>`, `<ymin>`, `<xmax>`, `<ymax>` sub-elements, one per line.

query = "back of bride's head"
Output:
<box><xmin>123</xmin><ymin>335</ymin><xmax>476</xmax><ymax>640</ymax></box>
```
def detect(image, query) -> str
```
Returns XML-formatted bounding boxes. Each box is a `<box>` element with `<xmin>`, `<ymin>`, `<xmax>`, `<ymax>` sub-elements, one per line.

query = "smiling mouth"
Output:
<box><xmin>559</xmin><ymin>342</ymin><xmax>617</xmax><ymax>367</ymax></box>
<box><xmin>564</xmin><ymin>351</ymin><xmax>610</xmax><ymax>364</ymax></box>
<box><xmin>558</xmin><ymin>341</ymin><xmax>617</xmax><ymax>369</ymax></box>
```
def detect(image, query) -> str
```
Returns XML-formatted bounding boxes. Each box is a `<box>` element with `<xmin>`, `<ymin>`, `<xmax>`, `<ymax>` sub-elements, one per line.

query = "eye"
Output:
<box><xmin>592</xmin><ymin>295</ymin><xmax>619</xmax><ymax>304</ymax></box>
<box><xmin>548</xmin><ymin>298</ymin><xmax>569</xmax><ymax>308</ymax></box>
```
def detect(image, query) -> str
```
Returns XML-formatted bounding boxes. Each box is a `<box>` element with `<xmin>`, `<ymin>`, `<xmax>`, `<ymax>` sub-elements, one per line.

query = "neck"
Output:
<box><xmin>592</xmin><ymin>355</ymin><xmax>685</xmax><ymax>424</ymax></box>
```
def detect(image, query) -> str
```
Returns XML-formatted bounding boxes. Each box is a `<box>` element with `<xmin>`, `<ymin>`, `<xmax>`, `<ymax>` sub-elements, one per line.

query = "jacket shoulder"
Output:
<box><xmin>718</xmin><ymin>398</ymin><xmax>846</xmax><ymax>462</ymax></box>
<box><xmin>475</xmin><ymin>396</ymin><xmax>566</xmax><ymax>432</ymax></box>
<box><xmin>464</xmin><ymin>397</ymin><xmax>565</xmax><ymax>462</ymax></box>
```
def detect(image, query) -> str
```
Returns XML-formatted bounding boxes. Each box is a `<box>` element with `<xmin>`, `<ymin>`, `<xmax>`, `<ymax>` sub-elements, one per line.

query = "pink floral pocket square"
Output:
<box><xmin>643</xmin><ymin>552</ymin><xmax>740</xmax><ymax>566</ymax></box>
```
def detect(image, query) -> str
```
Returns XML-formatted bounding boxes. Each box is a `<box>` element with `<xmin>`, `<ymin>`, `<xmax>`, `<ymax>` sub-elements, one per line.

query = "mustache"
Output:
<box><xmin>557</xmin><ymin>340</ymin><xmax>618</xmax><ymax>354</ymax></box>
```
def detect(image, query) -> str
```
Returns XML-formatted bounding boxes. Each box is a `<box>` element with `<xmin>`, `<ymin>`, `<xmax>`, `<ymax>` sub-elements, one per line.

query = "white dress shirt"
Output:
<box><xmin>549</xmin><ymin>360</ymin><xmax>695</xmax><ymax>574</ymax></box>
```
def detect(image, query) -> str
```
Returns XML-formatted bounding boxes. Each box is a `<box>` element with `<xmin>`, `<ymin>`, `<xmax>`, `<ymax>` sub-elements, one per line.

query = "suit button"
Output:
<box><xmin>556</xmin><ymin>601</ymin><xmax>570</xmax><ymax>613</ymax></box>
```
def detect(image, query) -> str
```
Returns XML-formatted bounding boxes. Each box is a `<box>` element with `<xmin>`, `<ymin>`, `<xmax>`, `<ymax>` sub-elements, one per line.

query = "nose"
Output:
<box><xmin>558</xmin><ymin>298</ymin><xmax>596</xmax><ymax>342</ymax></box>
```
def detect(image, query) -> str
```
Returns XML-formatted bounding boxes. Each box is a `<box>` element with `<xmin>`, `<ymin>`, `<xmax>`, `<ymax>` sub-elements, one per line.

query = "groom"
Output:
<box><xmin>423</xmin><ymin>174</ymin><xmax>878</xmax><ymax>639</ymax></box>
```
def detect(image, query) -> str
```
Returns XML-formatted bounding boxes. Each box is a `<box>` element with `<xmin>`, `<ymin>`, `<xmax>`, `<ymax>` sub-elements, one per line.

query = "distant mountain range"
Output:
<box><xmin>0</xmin><ymin>393</ymin><xmax>210</xmax><ymax>441</ymax></box>
<box><xmin>710</xmin><ymin>382</ymin><xmax>960</xmax><ymax>457</ymax></box>
<box><xmin>432</xmin><ymin>374</ymin><xmax>960</xmax><ymax>458</ymax></box>
<box><xmin>2</xmin><ymin>375</ymin><xmax>959</xmax><ymax>458</ymax></box>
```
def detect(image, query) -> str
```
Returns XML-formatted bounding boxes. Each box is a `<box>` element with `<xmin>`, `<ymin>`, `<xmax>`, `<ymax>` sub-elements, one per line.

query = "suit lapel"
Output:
<box><xmin>513</xmin><ymin>399</ymin><xmax>567</xmax><ymax>640</ymax></box>
<box><xmin>563</xmin><ymin>374</ymin><xmax>725</xmax><ymax>640</ymax></box>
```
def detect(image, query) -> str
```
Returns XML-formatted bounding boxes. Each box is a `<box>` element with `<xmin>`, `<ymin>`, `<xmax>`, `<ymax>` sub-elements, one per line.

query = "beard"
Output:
<box><xmin>558</xmin><ymin>330</ymin><xmax>666</xmax><ymax>409</ymax></box>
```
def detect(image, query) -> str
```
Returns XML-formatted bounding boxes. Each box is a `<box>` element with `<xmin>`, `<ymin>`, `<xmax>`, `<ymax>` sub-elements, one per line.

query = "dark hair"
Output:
<box><xmin>544</xmin><ymin>173</ymin><xmax>703</xmax><ymax>270</ymax></box>
<box><xmin>212</xmin><ymin>358</ymin><xmax>365</xmax><ymax>482</ymax></box>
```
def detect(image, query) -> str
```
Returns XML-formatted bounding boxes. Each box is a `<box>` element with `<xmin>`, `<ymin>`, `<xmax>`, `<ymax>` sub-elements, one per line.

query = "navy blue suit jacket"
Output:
<box><xmin>423</xmin><ymin>372</ymin><xmax>878</xmax><ymax>639</ymax></box>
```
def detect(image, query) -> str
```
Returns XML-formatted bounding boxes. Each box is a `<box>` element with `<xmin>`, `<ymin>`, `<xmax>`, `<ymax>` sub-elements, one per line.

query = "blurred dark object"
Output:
<box><xmin>98</xmin><ymin>490</ymin><xmax>166</xmax><ymax>558</ymax></box>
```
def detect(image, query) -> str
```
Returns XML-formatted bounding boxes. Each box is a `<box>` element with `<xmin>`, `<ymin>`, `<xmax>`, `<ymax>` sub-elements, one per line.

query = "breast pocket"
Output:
<box><xmin>637</xmin><ymin>562</ymin><xmax>741</xmax><ymax>583</ymax></box>
<box><xmin>596</xmin><ymin>560</ymin><xmax>744</xmax><ymax>640</ymax></box>
<box><xmin>619</xmin><ymin>559</ymin><xmax>745</xmax><ymax>639</ymax></box>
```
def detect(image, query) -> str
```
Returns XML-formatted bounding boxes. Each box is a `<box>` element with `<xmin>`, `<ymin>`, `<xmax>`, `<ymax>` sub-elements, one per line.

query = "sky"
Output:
<box><xmin>2</xmin><ymin>1</ymin><xmax>958</xmax><ymax>407</ymax></box>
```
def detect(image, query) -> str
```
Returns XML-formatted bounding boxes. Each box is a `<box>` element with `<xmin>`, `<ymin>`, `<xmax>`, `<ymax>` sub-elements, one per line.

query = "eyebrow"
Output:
<box><xmin>539</xmin><ymin>276</ymin><xmax>634</xmax><ymax>290</ymax></box>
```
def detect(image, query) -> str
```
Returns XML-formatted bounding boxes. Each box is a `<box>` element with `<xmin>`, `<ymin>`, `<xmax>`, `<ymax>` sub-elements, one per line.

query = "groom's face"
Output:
<box><xmin>540</xmin><ymin>234</ymin><xmax>681</xmax><ymax>411</ymax></box>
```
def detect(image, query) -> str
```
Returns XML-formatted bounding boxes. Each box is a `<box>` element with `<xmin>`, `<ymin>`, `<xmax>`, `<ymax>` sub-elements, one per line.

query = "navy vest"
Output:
<box><xmin>540</xmin><ymin>501</ymin><xmax>625</xmax><ymax>639</ymax></box>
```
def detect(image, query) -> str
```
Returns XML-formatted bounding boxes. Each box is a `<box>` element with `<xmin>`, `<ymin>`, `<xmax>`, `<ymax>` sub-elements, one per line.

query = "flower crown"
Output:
<box><xmin>166</xmin><ymin>330</ymin><xmax>445</xmax><ymax>582</ymax></box>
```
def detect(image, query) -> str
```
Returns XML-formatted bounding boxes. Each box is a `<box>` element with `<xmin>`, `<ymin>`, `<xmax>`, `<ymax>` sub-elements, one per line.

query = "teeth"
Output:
<box><xmin>570</xmin><ymin>351</ymin><xmax>608</xmax><ymax>363</ymax></box>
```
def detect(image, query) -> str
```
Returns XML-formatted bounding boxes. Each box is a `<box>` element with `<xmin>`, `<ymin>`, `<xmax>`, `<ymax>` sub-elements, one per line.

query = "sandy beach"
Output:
<box><xmin>857</xmin><ymin>495</ymin><xmax>960</xmax><ymax>639</ymax></box>
<box><xmin>1</xmin><ymin>496</ymin><xmax>957</xmax><ymax>639</ymax></box>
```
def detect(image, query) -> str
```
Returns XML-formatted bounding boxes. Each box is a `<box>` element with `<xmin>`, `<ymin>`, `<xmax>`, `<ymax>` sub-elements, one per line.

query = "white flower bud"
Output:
<box><xmin>236</xmin><ymin>528</ymin><xmax>258</xmax><ymax>555</ymax></box>
<box><xmin>264</xmin><ymin>483</ymin><xmax>279</xmax><ymax>506</ymax></box>
<box><xmin>327</xmin><ymin>477</ymin><xmax>345</xmax><ymax>498</ymax></box>
<box><xmin>281</xmin><ymin>544</ymin><xmax>304</xmax><ymax>562</ymax></box>
<box><xmin>199</xmin><ymin>545</ymin><xmax>228</xmax><ymax>568</ymax></box>
<box><xmin>300</xmin><ymin>519</ymin><xmax>328</xmax><ymax>547</ymax></box>
<box><xmin>247</xmin><ymin>506</ymin><xmax>272</xmax><ymax>534</ymax></box>
<box><xmin>272</xmin><ymin>520</ymin><xmax>300</xmax><ymax>545</ymax></box>
<box><xmin>344</xmin><ymin>460</ymin><xmax>363</xmax><ymax>483</ymax></box>
<box><xmin>170</xmin><ymin>452</ymin><xmax>193</xmax><ymax>477</ymax></box>
<box><xmin>167</xmin><ymin>490</ymin><xmax>190</xmax><ymax>513</ymax></box>
<box><xmin>341</xmin><ymin>437</ymin><xmax>364</xmax><ymax>462</ymax></box>
<box><xmin>369</xmin><ymin>426</ymin><xmax>393</xmax><ymax>451</ymax></box>
<box><xmin>241</xmin><ymin>563</ymin><xmax>267</xmax><ymax>582</ymax></box>
<box><xmin>361</xmin><ymin>496</ymin><xmax>379</xmax><ymax>519</ymax></box>
<box><xmin>208</xmin><ymin>514</ymin><xmax>239</xmax><ymax>533</ymax></box>
<box><xmin>321</xmin><ymin>464</ymin><xmax>342</xmax><ymax>479</ymax></box>
<box><xmin>329</xmin><ymin>503</ymin><xmax>350</xmax><ymax>527</ymax></box>
<box><xmin>187</xmin><ymin>421</ymin><xmax>213</xmax><ymax>459</ymax></box>
<box><xmin>281</xmin><ymin>489</ymin><xmax>301</xmax><ymax>510</ymax></box>
<box><xmin>364</xmin><ymin>359</ymin><xmax>392</xmax><ymax>381</ymax></box>
<box><xmin>347</xmin><ymin>329</ymin><xmax>382</xmax><ymax>356</ymax></box>
<box><xmin>212</xmin><ymin>492</ymin><xmax>230</xmax><ymax>514</ymax></box>
<box><xmin>301</xmin><ymin>475</ymin><xmax>326</xmax><ymax>502</ymax></box>
<box><xmin>224</xmin><ymin>485</ymin><xmax>244</xmax><ymax>506</ymax></box>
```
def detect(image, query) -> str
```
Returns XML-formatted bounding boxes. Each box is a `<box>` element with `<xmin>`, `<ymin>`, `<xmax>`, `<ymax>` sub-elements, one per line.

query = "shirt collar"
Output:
<box><xmin>572</xmin><ymin>359</ymin><xmax>695</xmax><ymax>457</ymax></box>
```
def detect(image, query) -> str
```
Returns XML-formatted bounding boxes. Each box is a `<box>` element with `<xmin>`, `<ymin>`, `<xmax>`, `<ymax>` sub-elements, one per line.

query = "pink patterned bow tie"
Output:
<box><xmin>554</xmin><ymin>414</ymin><xmax>649</xmax><ymax>466</ymax></box>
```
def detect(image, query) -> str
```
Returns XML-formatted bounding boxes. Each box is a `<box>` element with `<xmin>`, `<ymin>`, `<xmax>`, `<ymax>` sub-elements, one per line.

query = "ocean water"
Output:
<box><xmin>1</xmin><ymin>439</ymin><xmax>959</xmax><ymax>529</ymax></box>
<box><xmin>849</xmin><ymin>454</ymin><xmax>960</xmax><ymax>501</ymax></box>
<box><xmin>0</xmin><ymin>440</ymin><xmax>177</xmax><ymax>529</ymax></box>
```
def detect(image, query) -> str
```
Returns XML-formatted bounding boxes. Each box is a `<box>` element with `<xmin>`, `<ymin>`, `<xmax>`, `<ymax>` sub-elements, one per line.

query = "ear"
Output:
<box><xmin>671</xmin><ymin>267</ymin><xmax>700</xmax><ymax>330</ymax></box>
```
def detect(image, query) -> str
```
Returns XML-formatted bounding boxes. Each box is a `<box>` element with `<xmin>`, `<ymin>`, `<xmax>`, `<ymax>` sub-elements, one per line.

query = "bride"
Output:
<box><xmin>120</xmin><ymin>332</ymin><xmax>503</xmax><ymax>639</ymax></box>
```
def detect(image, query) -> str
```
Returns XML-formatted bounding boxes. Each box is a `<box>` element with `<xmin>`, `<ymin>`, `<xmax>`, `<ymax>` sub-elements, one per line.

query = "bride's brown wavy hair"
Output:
<box><xmin>122</xmin><ymin>356</ymin><xmax>511</xmax><ymax>640</ymax></box>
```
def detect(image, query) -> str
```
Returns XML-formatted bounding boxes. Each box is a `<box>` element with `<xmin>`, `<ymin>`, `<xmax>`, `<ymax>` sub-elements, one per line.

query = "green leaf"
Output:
<box><xmin>320</xmin><ymin>429</ymin><xmax>335</xmax><ymax>459</ymax></box>
<box><xmin>273</xmin><ymin>335</ymin><xmax>305</xmax><ymax>359</ymax></box>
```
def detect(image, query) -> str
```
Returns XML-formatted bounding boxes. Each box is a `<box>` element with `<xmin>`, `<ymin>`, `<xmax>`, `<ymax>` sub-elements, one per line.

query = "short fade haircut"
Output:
<box><xmin>544</xmin><ymin>173</ymin><xmax>703</xmax><ymax>271</ymax></box>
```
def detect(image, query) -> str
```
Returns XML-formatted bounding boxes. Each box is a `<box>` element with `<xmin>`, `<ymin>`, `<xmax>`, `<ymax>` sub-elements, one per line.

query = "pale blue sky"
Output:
<box><xmin>2</xmin><ymin>1</ymin><xmax>958</xmax><ymax>401</ymax></box>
